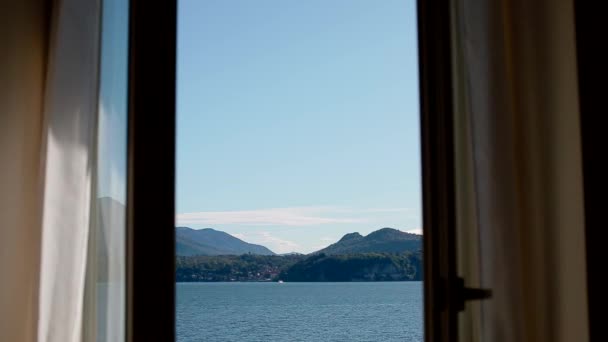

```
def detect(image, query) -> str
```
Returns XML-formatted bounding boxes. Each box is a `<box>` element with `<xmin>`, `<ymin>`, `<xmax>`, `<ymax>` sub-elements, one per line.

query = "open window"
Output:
<box><xmin>0</xmin><ymin>0</ymin><xmax>596</xmax><ymax>341</ymax></box>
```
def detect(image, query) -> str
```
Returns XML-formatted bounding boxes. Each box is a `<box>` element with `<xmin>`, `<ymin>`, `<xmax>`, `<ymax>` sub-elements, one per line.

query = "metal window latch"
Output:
<box><xmin>454</xmin><ymin>276</ymin><xmax>492</xmax><ymax>312</ymax></box>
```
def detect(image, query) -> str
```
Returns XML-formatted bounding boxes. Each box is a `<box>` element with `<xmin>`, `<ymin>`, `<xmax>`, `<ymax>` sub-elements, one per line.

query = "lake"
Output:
<box><xmin>176</xmin><ymin>282</ymin><xmax>423</xmax><ymax>342</ymax></box>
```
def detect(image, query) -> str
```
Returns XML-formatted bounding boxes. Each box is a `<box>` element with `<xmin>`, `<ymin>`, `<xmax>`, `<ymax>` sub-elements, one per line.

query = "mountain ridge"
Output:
<box><xmin>313</xmin><ymin>227</ymin><xmax>421</xmax><ymax>255</ymax></box>
<box><xmin>176</xmin><ymin>227</ymin><xmax>275</xmax><ymax>256</ymax></box>
<box><xmin>175</xmin><ymin>227</ymin><xmax>424</xmax><ymax>282</ymax></box>
<box><xmin>175</xmin><ymin>226</ymin><xmax>422</xmax><ymax>257</ymax></box>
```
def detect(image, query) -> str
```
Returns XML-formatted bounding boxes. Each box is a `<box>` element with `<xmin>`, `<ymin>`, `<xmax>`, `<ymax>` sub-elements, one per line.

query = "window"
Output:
<box><xmin>175</xmin><ymin>1</ymin><xmax>423</xmax><ymax>341</ymax></box>
<box><xmin>83</xmin><ymin>0</ymin><xmax>129</xmax><ymax>340</ymax></box>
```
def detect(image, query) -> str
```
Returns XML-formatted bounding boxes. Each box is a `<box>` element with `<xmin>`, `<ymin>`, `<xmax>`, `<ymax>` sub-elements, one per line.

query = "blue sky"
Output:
<box><xmin>176</xmin><ymin>0</ymin><xmax>420</xmax><ymax>253</ymax></box>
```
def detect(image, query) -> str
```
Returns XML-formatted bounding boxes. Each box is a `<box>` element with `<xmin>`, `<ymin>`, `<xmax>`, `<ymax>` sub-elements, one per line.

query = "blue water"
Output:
<box><xmin>176</xmin><ymin>282</ymin><xmax>423</xmax><ymax>342</ymax></box>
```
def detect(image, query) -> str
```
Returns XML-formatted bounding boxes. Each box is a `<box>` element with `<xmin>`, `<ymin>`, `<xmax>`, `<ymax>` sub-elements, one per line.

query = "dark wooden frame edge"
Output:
<box><xmin>126</xmin><ymin>0</ymin><xmax>177</xmax><ymax>340</ymax></box>
<box><xmin>418</xmin><ymin>0</ymin><xmax>458</xmax><ymax>341</ymax></box>
<box><xmin>122</xmin><ymin>0</ymin><xmax>458</xmax><ymax>340</ymax></box>
<box><xmin>575</xmin><ymin>1</ymin><xmax>607</xmax><ymax>341</ymax></box>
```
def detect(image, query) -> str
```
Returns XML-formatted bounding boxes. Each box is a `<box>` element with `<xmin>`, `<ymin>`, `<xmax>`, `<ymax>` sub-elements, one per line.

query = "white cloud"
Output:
<box><xmin>176</xmin><ymin>206</ymin><xmax>419</xmax><ymax>227</ymax></box>
<box><xmin>231</xmin><ymin>233</ymin><xmax>246</xmax><ymax>240</ymax></box>
<box><xmin>405</xmin><ymin>227</ymin><xmax>423</xmax><ymax>235</ymax></box>
<box><xmin>177</xmin><ymin>206</ymin><xmax>364</xmax><ymax>227</ymax></box>
<box><xmin>232</xmin><ymin>231</ymin><xmax>300</xmax><ymax>254</ymax></box>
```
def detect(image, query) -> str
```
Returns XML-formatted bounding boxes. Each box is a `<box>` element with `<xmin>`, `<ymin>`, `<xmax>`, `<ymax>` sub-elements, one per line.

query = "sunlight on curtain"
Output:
<box><xmin>37</xmin><ymin>0</ymin><xmax>101</xmax><ymax>340</ymax></box>
<box><xmin>37</xmin><ymin>0</ymin><xmax>129</xmax><ymax>341</ymax></box>
<box><xmin>2</xmin><ymin>0</ymin><xmax>128</xmax><ymax>341</ymax></box>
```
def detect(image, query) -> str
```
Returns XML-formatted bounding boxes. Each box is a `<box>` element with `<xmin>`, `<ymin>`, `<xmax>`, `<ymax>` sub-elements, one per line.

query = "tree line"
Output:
<box><xmin>176</xmin><ymin>251</ymin><xmax>422</xmax><ymax>282</ymax></box>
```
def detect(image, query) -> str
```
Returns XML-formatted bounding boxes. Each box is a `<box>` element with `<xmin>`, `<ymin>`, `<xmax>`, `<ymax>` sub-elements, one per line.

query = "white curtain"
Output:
<box><xmin>1</xmin><ymin>0</ymin><xmax>103</xmax><ymax>341</ymax></box>
<box><xmin>37</xmin><ymin>0</ymin><xmax>102</xmax><ymax>341</ymax></box>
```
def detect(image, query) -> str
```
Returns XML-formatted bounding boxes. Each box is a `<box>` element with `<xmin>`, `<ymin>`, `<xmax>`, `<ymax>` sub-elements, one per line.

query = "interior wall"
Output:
<box><xmin>0</xmin><ymin>1</ymin><xmax>48</xmax><ymax>341</ymax></box>
<box><xmin>455</xmin><ymin>0</ymin><xmax>589</xmax><ymax>340</ymax></box>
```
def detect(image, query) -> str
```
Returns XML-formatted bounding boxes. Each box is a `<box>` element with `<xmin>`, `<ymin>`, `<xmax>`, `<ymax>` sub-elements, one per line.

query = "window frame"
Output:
<box><xmin>124</xmin><ymin>0</ymin><xmax>458</xmax><ymax>341</ymax></box>
<box><xmin>575</xmin><ymin>1</ymin><xmax>607</xmax><ymax>341</ymax></box>
<box><xmin>417</xmin><ymin>0</ymin><xmax>459</xmax><ymax>341</ymax></box>
<box><xmin>126</xmin><ymin>0</ymin><xmax>177</xmax><ymax>340</ymax></box>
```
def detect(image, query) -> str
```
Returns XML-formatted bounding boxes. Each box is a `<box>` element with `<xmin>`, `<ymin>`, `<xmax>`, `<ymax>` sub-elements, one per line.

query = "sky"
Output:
<box><xmin>176</xmin><ymin>0</ymin><xmax>421</xmax><ymax>254</ymax></box>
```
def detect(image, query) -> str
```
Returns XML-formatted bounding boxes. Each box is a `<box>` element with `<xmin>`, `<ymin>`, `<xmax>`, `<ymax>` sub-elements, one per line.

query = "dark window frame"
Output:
<box><xmin>124</xmin><ymin>0</ymin><xmax>457</xmax><ymax>340</ymax></box>
<box><xmin>575</xmin><ymin>1</ymin><xmax>607</xmax><ymax>341</ymax></box>
<box><xmin>417</xmin><ymin>0</ymin><xmax>458</xmax><ymax>341</ymax></box>
<box><xmin>126</xmin><ymin>0</ymin><xmax>177</xmax><ymax>341</ymax></box>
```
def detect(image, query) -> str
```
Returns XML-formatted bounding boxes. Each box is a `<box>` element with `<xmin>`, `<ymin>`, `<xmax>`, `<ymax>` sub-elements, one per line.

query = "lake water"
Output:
<box><xmin>176</xmin><ymin>282</ymin><xmax>423</xmax><ymax>342</ymax></box>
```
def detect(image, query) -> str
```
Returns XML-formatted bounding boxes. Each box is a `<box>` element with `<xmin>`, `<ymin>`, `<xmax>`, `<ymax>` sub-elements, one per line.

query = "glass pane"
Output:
<box><xmin>84</xmin><ymin>0</ymin><xmax>129</xmax><ymax>340</ymax></box>
<box><xmin>176</xmin><ymin>1</ymin><xmax>422</xmax><ymax>341</ymax></box>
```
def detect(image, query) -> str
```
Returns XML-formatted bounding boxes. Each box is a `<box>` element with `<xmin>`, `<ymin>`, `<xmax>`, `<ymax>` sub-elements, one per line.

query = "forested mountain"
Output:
<box><xmin>175</xmin><ymin>227</ymin><xmax>424</xmax><ymax>282</ymax></box>
<box><xmin>176</xmin><ymin>254</ymin><xmax>303</xmax><ymax>282</ymax></box>
<box><xmin>176</xmin><ymin>227</ymin><xmax>275</xmax><ymax>256</ymax></box>
<box><xmin>175</xmin><ymin>252</ymin><xmax>422</xmax><ymax>282</ymax></box>
<box><xmin>313</xmin><ymin>228</ymin><xmax>421</xmax><ymax>255</ymax></box>
<box><xmin>279</xmin><ymin>252</ymin><xmax>422</xmax><ymax>282</ymax></box>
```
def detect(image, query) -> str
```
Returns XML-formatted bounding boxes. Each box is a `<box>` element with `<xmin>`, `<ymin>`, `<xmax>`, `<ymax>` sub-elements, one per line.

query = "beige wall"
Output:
<box><xmin>0</xmin><ymin>1</ymin><xmax>47</xmax><ymax>340</ymax></box>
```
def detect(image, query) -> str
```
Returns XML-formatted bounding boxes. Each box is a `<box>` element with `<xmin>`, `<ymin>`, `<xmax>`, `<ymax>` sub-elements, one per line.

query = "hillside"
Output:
<box><xmin>176</xmin><ymin>254</ymin><xmax>304</xmax><ymax>282</ymax></box>
<box><xmin>175</xmin><ymin>252</ymin><xmax>423</xmax><ymax>282</ymax></box>
<box><xmin>176</xmin><ymin>227</ymin><xmax>275</xmax><ymax>256</ymax></box>
<box><xmin>279</xmin><ymin>252</ymin><xmax>423</xmax><ymax>282</ymax></box>
<box><xmin>314</xmin><ymin>228</ymin><xmax>422</xmax><ymax>255</ymax></box>
<box><xmin>174</xmin><ymin>227</ymin><xmax>424</xmax><ymax>282</ymax></box>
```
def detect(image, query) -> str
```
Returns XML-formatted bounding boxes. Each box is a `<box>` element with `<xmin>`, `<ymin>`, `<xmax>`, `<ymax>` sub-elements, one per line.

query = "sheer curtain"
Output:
<box><xmin>37</xmin><ymin>0</ymin><xmax>101</xmax><ymax>340</ymax></box>
<box><xmin>1</xmin><ymin>0</ymin><xmax>127</xmax><ymax>341</ymax></box>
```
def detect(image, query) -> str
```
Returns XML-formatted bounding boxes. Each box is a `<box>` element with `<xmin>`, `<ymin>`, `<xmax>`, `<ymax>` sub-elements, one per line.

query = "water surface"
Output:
<box><xmin>177</xmin><ymin>282</ymin><xmax>423</xmax><ymax>342</ymax></box>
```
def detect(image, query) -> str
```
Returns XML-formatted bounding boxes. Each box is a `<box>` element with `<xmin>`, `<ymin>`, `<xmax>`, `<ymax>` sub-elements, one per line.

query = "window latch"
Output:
<box><xmin>453</xmin><ymin>276</ymin><xmax>492</xmax><ymax>312</ymax></box>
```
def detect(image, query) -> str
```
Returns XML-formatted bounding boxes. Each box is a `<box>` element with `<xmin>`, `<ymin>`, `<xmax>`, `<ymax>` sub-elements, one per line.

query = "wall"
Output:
<box><xmin>0</xmin><ymin>1</ymin><xmax>47</xmax><ymax>340</ymax></box>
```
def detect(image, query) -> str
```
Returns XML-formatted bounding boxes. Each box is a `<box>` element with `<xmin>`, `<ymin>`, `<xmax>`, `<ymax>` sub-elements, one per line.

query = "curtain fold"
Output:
<box><xmin>2</xmin><ymin>0</ymin><xmax>128</xmax><ymax>340</ymax></box>
<box><xmin>37</xmin><ymin>0</ymin><xmax>101</xmax><ymax>341</ymax></box>
<box><xmin>453</xmin><ymin>0</ymin><xmax>589</xmax><ymax>341</ymax></box>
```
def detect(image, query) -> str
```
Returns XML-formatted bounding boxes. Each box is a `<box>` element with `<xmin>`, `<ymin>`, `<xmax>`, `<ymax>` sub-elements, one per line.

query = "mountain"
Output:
<box><xmin>175</xmin><ymin>252</ymin><xmax>423</xmax><ymax>282</ymax></box>
<box><xmin>176</xmin><ymin>254</ymin><xmax>304</xmax><ymax>282</ymax></box>
<box><xmin>313</xmin><ymin>227</ymin><xmax>422</xmax><ymax>255</ymax></box>
<box><xmin>279</xmin><ymin>252</ymin><xmax>423</xmax><ymax>282</ymax></box>
<box><xmin>278</xmin><ymin>252</ymin><xmax>304</xmax><ymax>256</ymax></box>
<box><xmin>176</xmin><ymin>227</ymin><xmax>275</xmax><ymax>256</ymax></box>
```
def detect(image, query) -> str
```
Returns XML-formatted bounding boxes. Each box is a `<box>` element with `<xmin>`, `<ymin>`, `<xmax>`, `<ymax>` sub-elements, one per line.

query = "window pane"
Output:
<box><xmin>177</xmin><ymin>1</ymin><xmax>422</xmax><ymax>341</ymax></box>
<box><xmin>84</xmin><ymin>0</ymin><xmax>129</xmax><ymax>340</ymax></box>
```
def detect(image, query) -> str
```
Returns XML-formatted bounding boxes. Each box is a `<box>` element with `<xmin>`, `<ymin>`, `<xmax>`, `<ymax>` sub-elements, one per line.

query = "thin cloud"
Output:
<box><xmin>176</xmin><ymin>206</ymin><xmax>417</xmax><ymax>227</ymax></box>
<box><xmin>232</xmin><ymin>231</ymin><xmax>300</xmax><ymax>254</ymax></box>
<box><xmin>361</xmin><ymin>208</ymin><xmax>414</xmax><ymax>213</ymax></box>
<box><xmin>405</xmin><ymin>227</ymin><xmax>423</xmax><ymax>235</ymax></box>
<box><xmin>231</xmin><ymin>233</ymin><xmax>247</xmax><ymax>240</ymax></box>
<box><xmin>177</xmin><ymin>207</ymin><xmax>364</xmax><ymax>227</ymax></box>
